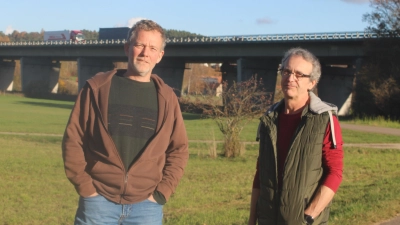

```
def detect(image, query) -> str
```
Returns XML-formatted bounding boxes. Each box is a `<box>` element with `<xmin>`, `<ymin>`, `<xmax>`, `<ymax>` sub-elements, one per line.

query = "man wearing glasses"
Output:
<box><xmin>248</xmin><ymin>47</ymin><xmax>344</xmax><ymax>225</ymax></box>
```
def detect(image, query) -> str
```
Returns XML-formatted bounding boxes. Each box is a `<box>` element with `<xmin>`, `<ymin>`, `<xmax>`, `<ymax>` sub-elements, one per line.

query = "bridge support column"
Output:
<box><xmin>20</xmin><ymin>57</ymin><xmax>60</xmax><ymax>93</ymax></box>
<box><xmin>153</xmin><ymin>59</ymin><xmax>186</xmax><ymax>97</ymax></box>
<box><xmin>77</xmin><ymin>58</ymin><xmax>115</xmax><ymax>91</ymax></box>
<box><xmin>318</xmin><ymin>66</ymin><xmax>355</xmax><ymax>116</ymax></box>
<box><xmin>0</xmin><ymin>60</ymin><xmax>15</xmax><ymax>91</ymax></box>
<box><xmin>236</xmin><ymin>58</ymin><xmax>280</xmax><ymax>100</ymax></box>
<box><xmin>221</xmin><ymin>61</ymin><xmax>237</xmax><ymax>87</ymax></box>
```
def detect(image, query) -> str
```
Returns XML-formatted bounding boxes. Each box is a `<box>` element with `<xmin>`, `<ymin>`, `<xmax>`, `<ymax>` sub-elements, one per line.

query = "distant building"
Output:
<box><xmin>201</xmin><ymin>76</ymin><xmax>222</xmax><ymax>96</ymax></box>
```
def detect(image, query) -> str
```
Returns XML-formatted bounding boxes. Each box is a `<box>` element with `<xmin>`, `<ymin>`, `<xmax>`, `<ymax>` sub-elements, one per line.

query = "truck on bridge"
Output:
<box><xmin>43</xmin><ymin>30</ymin><xmax>85</xmax><ymax>43</ymax></box>
<box><xmin>98</xmin><ymin>27</ymin><xmax>130</xmax><ymax>40</ymax></box>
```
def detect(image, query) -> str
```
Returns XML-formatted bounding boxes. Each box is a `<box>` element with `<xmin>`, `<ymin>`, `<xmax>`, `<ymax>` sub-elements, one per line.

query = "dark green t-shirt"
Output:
<box><xmin>108</xmin><ymin>73</ymin><xmax>158</xmax><ymax>170</ymax></box>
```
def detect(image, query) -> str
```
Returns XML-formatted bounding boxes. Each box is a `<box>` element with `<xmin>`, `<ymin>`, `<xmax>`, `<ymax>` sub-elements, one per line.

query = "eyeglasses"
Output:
<box><xmin>279</xmin><ymin>68</ymin><xmax>311</xmax><ymax>79</ymax></box>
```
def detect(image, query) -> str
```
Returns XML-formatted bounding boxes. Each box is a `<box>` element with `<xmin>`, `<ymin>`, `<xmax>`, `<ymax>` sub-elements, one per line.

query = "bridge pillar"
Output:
<box><xmin>77</xmin><ymin>58</ymin><xmax>115</xmax><ymax>91</ymax></box>
<box><xmin>153</xmin><ymin>58</ymin><xmax>186</xmax><ymax>97</ymax></box>
<box><xmin>221</xmin><ymin>61</ymin><xmax>237</xmax><ymax>87</ymax></box>
<box><xmin>236</xmin><ymin>58</ymin><xmax>280</xmax><ymax>100</ymax></box>
<box><xmin>20</xmin><ymin>57</ymin><xmax>60</xmax><ymax>93</ymax></box>
<box><xmin>0</xmin><ymin>60</ymin><xmax>15</xmax><ymax>91</ymax></box>
<box><xmin>318</xmin><ymin>66</ymin><xmax>355</xmax><ymax>116</ymax></box>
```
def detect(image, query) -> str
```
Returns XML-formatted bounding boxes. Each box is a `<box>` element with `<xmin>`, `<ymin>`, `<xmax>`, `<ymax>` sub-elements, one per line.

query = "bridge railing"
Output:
<box><xmin>0</xmin><ymin>39</ymin><xmax>128</xmax><ymax>46</ymax></box>
<box><xmin>0</xmin><ymin>31</ymin><xmax>379</xmax><ymax>47</ymax></box>
<box><xmin>166</xmin><ymin>31</ymin><xmax>378</xmax><ymax>43</ymax></box>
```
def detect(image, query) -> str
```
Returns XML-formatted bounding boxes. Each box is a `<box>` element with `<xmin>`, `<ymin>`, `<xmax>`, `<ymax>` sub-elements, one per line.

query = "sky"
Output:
<box><xmin>2</xmin><ymin>0</ymin><xmax>373</xmax><ymax>37</ymax></box>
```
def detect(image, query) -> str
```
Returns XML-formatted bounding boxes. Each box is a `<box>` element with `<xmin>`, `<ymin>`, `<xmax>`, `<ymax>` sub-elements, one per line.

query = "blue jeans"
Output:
<box><xmin>74</xmin><ymin>195</ymin><xmax>163</xmax><ymax>225</ymax></box>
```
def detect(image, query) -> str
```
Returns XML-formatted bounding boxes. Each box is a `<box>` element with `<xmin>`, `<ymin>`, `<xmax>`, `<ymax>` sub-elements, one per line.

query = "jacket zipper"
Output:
<box><xmin>120</xmin><ymin>173</ymin><xmax>128</xmax><ymax>203</ymax></box>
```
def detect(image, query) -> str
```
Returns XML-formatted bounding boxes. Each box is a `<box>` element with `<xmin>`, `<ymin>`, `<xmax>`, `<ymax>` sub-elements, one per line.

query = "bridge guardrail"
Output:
<box><xmin>0</xmin><ymin>31</ymin><xmax>379</xmax><ymax>47</ymax></box>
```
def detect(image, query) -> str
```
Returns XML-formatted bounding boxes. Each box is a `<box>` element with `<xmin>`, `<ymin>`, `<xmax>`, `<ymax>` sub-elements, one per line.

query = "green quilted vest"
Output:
<box><xmin>257</xmin><ymin>102</ymin><xmax>332</xmax><ymax>225</ymax></box>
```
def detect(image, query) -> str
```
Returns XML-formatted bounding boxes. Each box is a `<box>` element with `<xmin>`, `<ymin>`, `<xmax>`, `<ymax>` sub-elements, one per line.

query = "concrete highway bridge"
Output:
<box><xmin>0</xmin><ymin>31</ymin><xmax>377</xmax><ymax>115</ymax></box>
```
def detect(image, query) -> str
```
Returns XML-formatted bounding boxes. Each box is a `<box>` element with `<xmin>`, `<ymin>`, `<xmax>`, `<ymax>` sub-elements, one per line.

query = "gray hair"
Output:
<box><xmin>127</xmin><ymin>20</ymin><xmax>167</xmax><ymax>50</ymax></box>
<box><xmin>280</xmin><ymin>47</ymin><xmax>321</xmax><ymax>83</ymax></box>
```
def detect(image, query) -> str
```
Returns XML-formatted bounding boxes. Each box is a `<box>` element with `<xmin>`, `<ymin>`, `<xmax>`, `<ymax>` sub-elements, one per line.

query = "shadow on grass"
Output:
<box><xmin>338</xmin><ymin>115</ymin><xmax>354</xmax><ymax>122</ymax></box>
<box><xmin>188</xmin><ymin>153</ymin><xmax>225</xmax><ymax>159</ymax></box>
<box><xmin>0</xmin><ymin>134</ymin><xmax>62</xmax><ymax>144</ymax></box>
<box><xmin>182</xmin><ymin>112</ymin><xmax>206</xmax><ymax>120</ymax></box>
<box><xmin>17</xmin><ymin>101</ymin><xmax>74</xmax><ymax>110</ymax></box>
<box><xmin>339</xmin><ymin>115</ymin><xmax>400</xmax><ymax>123</ymax></box>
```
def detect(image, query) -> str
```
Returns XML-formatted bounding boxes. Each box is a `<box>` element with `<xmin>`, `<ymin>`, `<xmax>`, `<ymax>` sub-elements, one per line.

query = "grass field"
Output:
<box><xmin>1</xmin><ymin>94</ymin><xmax>400</xmax><ymax>224</ymax></box>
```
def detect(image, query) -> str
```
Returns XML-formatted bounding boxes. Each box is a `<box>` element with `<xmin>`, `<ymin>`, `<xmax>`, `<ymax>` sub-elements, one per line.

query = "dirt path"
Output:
<box><xmin>345</xmin><ymin>143</ymin><xmax>400</xmax><ymax>149</ymax></box>
<box><xmin>340</xmin><ymin>123</ymin><xmax>400</xmax><ymax>136</ymax></box>
<box><xmin>375</xmin><ymin>213</ymin><xmax>400</xmax><ymax>225</ymax></box>
<box><xmin>2</xmin><ymin>125</ymin><xmax>400</xmax><ymax>150</ymax></box>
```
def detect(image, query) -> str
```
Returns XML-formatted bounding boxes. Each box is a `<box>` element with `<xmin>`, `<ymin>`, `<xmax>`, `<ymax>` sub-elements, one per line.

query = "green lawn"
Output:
<box><xmin>0</xmin><ymin>95</ymin><xmax>73</xmax><ymax>134</ymax></box>
<box><xmin>1</xmin><ymin>94</ymin><xmax>400</xmax><ymax>224</ymax></box>
<box><xmin>1</xmin><ymin>135</ymin><xmax>400</xmax><ymax>225</ymax></box>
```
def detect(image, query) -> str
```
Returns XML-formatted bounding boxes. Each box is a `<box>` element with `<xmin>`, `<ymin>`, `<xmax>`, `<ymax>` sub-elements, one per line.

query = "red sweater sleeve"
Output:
<box><xmin>321</xmin><ymin>116</ymin><xmax>344</xmax><ymax>193</ymax></box>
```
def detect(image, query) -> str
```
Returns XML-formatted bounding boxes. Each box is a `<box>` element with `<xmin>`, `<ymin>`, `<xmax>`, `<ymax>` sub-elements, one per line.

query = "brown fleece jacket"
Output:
<box><xmin>62</xmin><ymin>69</ymin><xmax>189</xmax><ymax>204</ymax></box>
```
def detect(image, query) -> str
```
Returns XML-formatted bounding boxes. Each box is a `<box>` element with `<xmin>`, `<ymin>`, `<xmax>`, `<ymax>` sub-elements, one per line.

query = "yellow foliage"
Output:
<box><xmin>0</xmin><ymin>36</ymin><xmax>10</xmax><ymax>42</ymax></box>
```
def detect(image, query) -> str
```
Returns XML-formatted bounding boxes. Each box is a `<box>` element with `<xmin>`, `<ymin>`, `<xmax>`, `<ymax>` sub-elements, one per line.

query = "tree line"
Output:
<box><xmin>0</xmin><ymin>29</ymin><xmax>202</xmax><ymax>42</ymax></box>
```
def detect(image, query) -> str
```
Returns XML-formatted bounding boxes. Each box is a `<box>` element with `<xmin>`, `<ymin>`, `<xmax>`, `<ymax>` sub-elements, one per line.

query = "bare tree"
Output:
<box><xmin>352</xmin><ymin>0</ymin><xmax>400</xmax><ymax>118</ymax></box>
<box><xmin>181</xmin><ymin>75</ymin><xmax>272</xmax><ymax>157</ymax></box>
<box><xmin>363</xmin><ymin>0</ymin><xmax>400</xmax><ymax>36</ymax></box>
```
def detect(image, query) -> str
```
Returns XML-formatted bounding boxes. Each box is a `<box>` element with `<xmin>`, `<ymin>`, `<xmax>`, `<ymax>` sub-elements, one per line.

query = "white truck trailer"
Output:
<box><xmin>43</xmin><ymin>30</ymin><xmax>85</xmax><ymax>42</ymax></box>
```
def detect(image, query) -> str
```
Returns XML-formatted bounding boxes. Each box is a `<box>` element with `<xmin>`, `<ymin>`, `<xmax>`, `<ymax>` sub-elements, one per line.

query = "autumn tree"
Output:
<box><xmin>352</xmin><ymin>0</ymin><xmax>400</xmax><ymax>118</ymax></box>
<box><xmin>81</xmin><ymin>29</ymin><xmax>98</xmax><ymax>40</ymax></box>
<box><xmin>0</xmin><ymin>31</ymin><xmax>10</xmax><ymax>42</ymax></box>
<box><xmin>164</xmin><ymin>29</ymin><xmax>203</xmax><ymax>38</ymax></box>
<box><xmin>8</xmin><ymin>30</ymin><xmax>43</xmax><ymax>42</ymax></box>
<box><xmin>181</xmin><ymin>76</ymin><xmax>271</xmax><ymax>157</ymax></box>
<box><xmin>363</xmin><ymin>0</ymin><xmax>400</xmax><ymax>36</ymax></box>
